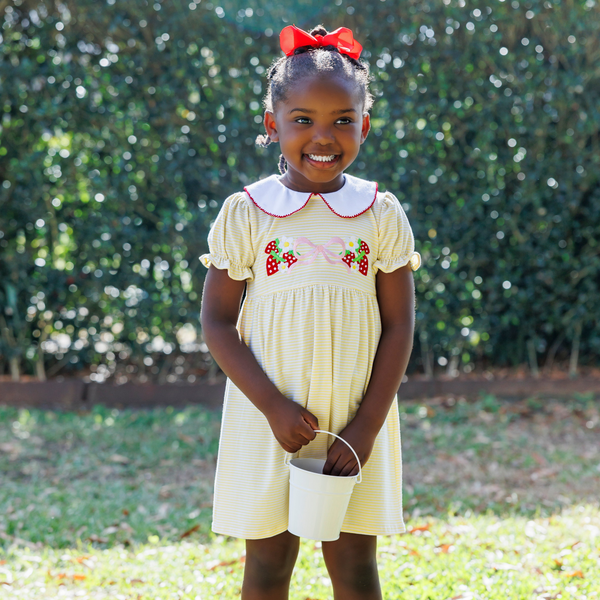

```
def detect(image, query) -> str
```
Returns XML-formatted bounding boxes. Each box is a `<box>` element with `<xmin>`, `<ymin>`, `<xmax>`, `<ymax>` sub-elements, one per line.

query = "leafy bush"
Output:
<box><xmin>0</xmin><ymin>0</ymin><xmax>598</xmax><ymax>380</ymax></box>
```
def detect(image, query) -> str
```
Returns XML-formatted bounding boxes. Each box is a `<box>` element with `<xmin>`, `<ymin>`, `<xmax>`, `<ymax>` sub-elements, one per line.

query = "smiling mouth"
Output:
<box><xmin>304</xmin><ymin>153</ymin><xmax>340</xmax><ymax>167</ymax></box>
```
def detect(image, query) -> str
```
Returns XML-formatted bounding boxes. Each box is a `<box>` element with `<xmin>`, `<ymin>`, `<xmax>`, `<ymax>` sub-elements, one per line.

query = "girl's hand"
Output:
<box><xmin>323</xmin><ymin>419</ymin><xmax>377</xmax><ymax>477</ymax></box>
<box><xmin>265</xmin><ymin>398</ymin><xmax>319</xmax><ymax>453</ymax></box>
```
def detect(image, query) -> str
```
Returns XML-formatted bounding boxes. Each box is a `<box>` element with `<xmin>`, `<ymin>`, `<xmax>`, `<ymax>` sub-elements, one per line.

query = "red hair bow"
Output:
<box><xmin>279</xmin><ymin>25</ymin><xmax>363</xmax><ymax>60</ymax></box>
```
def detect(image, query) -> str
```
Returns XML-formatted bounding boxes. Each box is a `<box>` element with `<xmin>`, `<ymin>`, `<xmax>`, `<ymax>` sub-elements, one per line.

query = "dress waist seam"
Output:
<box><xmin>245</xmin><ymin>283</ymin><xmax>377</xmax><ymax>301</ymax></box>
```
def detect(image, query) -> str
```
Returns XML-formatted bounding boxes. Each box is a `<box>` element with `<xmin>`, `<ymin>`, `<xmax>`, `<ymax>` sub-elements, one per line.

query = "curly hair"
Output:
<box><xmin>255</xmin><ymin>25</ymin><xmax>374</xmax><ymax>174</ymax></box>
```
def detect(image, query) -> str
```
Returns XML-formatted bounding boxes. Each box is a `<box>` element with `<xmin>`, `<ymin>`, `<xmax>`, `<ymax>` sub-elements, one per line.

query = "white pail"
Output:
<box><xmin>286</xmin><ymin>430</ymin><xmax>362</xmax><ymax>542</ymax></box>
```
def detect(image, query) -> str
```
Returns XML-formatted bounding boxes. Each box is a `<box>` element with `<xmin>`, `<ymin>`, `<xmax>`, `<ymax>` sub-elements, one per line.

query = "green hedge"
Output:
<box><xmin>1</xmin><ymin>0</ymin><xmax>599</xmax><ymax>381</ymax></box>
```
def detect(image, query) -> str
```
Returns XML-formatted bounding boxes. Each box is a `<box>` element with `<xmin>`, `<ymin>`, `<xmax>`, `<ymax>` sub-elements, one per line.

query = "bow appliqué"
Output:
<box><xmin>264</xmin><ymin>235</ymin><xmax>370</xmax><ymax>276</ymax></box>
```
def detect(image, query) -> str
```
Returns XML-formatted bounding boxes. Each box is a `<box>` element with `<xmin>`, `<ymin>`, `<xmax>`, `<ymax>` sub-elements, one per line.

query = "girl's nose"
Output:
<box><xmin>312</xmin><ymin>125</ymin><xmax>335</xmax><ymax>144</ymax></box>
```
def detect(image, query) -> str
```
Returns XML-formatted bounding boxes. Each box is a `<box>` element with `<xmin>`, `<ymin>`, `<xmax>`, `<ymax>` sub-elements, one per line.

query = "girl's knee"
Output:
<box><xmin>244</xmin><ymin>532</ymin><xmax>299</xmax><ymax>586</ymax></box>
<box><xmin>322</xmin><ymin>533</ymin><xmax>380</xmax><ymax>592</ymax></box>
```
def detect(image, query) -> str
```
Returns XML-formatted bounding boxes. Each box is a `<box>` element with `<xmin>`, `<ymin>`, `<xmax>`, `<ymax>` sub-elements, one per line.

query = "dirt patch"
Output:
<box><xmin>399</xmin><ymin>396</ymin><xmax>600</xmax><ymax>517</ymax></box>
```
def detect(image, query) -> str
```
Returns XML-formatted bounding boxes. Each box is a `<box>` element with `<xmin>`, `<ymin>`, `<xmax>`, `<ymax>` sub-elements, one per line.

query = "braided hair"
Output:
<box><xmin>255</xmin><ymin>25</ymin><xmax>374</xmax><ymax>175</ymax></box>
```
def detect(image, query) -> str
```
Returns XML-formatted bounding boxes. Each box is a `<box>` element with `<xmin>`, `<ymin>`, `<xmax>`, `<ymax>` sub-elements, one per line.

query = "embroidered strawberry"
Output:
<box><xmin>342</xmin><ymin>251</ymin><xmax>356</xmax><ymax>269</ymax></box>
<box><xmin>356</xmin><ymin>239</ymin><xmax>370</xmax><ymax>276</ymax></box>
<box><xmin>266</xmin><ymin>254</ymin><xmax>280</xmax><ymax>276</ymax></box>
<box><xmin>265</xmin><ymin>240</ymin><xmax>278</xmax><ymax>254</ymax></box>
<box><xmin>265</xmin><ymin>238</ymin><xmax>297</xmax><ymax>275</ymax></box>
<box><xmin>265</xmin><ymin>239</ymin><xmax>280</xmax><ymax>276</ymax></box>
<box><xmin>283</xmin><ymin>252</ymin><xmax>298</xmax><ymax>269</ymax></box>
<box><xmin>358</xmin><ymin>255</ymin><xmax>368</xmax><ymax>276</ymax></box>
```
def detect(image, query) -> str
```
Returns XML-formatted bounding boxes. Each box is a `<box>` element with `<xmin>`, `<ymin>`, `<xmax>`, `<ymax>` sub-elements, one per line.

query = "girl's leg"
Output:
<box><xmin>322</xmin><ymin>533</ymin><xmax>382</xmax><ymax>600</ymax></box>
<box><xmin>242</xmin><ymin>531</ymin><xmax>300</xmax><ymax>600</ymax></box>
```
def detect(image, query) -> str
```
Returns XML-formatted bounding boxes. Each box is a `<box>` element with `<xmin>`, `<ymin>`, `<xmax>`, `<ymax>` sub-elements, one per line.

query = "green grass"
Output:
<box><xmin>0</xmin><ymin>404</ymin><xmax>220</xmax><ymax>548</ymax></box>
<box><xmin>1</xmin><ymin>396</ymin><xmax>599</xmax><ymax>598</ymax></box>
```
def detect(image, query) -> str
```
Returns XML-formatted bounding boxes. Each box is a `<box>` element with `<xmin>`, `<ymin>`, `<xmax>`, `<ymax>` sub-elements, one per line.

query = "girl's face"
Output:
<box><xmin>264</xmin><ymin>74</ymin><xmax>370</xmax><ymax>194</ymax></box>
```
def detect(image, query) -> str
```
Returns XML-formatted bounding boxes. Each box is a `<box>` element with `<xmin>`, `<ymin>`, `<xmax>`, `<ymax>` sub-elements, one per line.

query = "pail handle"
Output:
<box><xmin>284</xmin><ymin>429</ymin><xmax>362</xmax><ymax>484</ymax></box>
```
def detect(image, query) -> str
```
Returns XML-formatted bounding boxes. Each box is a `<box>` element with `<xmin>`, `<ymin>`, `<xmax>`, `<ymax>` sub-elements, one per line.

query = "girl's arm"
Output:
<box><xmin>200</xmin><ymin>265</ymin><xmax>318</xmax><ymax>452</ymax></box>
<box><xmin>323</xmin><ymin>264</ymin><xmax>415</xmax><ymax>476</ymax></box>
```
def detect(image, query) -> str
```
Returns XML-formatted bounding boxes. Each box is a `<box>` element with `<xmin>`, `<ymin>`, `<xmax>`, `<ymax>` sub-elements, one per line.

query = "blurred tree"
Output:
<box><xmin>0</xmin><ymin>0</ymin><xmax>599</xmax><ymax>382</ymax></box>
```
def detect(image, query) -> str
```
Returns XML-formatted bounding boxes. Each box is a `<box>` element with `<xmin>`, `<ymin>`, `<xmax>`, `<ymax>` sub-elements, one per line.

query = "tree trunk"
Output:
<box><xmin>569</xmin><ymin>321</ymin><xmax>582</xmax><ymax>378</ymax></box>
<box><xmin>544</xmin><ymin>332</ymin><xmax>565</xmax><ymax>372</ymax></box>
<box><xmin>9</xmin><ymin>356</ymin><xmax>20</xmax><ymax>381</ymax></box>
<box><xmin>36</xmin><ymin>351</ymin><xmax>46</xmax><ymax>381</ymax></box>
<box><xmin>36</xmin><ymin>330</ymin><xmax>48</xmax><ymax>381</ymax></box>
<box><xmin>527</xmin><ymin>339</ymin><xmax>539</xmax><ymax>378</ymax></box>
<box><xmin>419</xmin><ymin>331</ymin><xmax>433</xmax><ymax>380</ymax></box>
<box><xmin>447</xmin><ymin>346</ymin><xmax>461</xmax><ymax>378</ymax></box>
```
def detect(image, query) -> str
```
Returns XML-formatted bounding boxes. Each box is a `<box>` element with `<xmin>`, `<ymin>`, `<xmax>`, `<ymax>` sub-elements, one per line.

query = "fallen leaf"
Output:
<box><xmin>122</xmin><ymin>509</ymin><xmax>129</xmax><ymax>516</ymax></box>
<box><xmin>48</xmin><ymin>571</ymin><xmax>87</xmax><ymax>581</ymax></box>
<box><xmin>102</xmin><ymin>526</ymin><xmax>119</xmax><ymax>535</ymax></box>
<box><xmin>408</xmin><ymin>523</ymin><xmax>431</xmax><ymax>534</ymax></box>
<box><xmin>129</xmin><ymin>578</ymin><xmax>145</xmax><ymax>584</ymax></box>
<box><xmin>409</xmin><ymin>549</ymin><xmax>421</xmax><ymax>557</ymax></box>
<box><xmin>531</xmin><ymin>452</ymin><xmax>547</xmax><ymax>466</ymax></box>
<box><xmin>108</xmin><ymin>454</ymin><xmax>129</xmax><ymax>464</ymax></box>
<box><xmin>564</xmin><ymin>570</ymin><xmax>584</xmax><ymax>578</ymax></box>
<box><xmin>435</xmin><ymin>543</ymin><xmax>453</xmax><ymax>553</ymax></box>
<box><xmin>86</xmin><ymin>535</ymin><xmax>108</xmax><ymax>544</ymax></box>
<box><xmin>180</xmin><ymin>524</ymin><xmax>200</xmax><ymax>539</ymax></box>
<box><xmin>158</xmin><ymin>486</ymin><xmax>173</xmax><ymax>499</ymax></box>
<box><xmin>0</xmin><ymin>561</ymin><xmax>5</xmax><ymax>565</ymax></box>
<box><xmin>530</xmin><ymin>468</ymin><xmax>558</xmax><ymax>481</ymax></box>
<box><xmin>178</xmin><ymin>433</ymin><xmax>195</xmax><ymax>444</ymax></box>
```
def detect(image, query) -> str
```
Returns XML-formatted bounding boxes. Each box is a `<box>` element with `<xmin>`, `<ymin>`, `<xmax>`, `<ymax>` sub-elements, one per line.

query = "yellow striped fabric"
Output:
<box><xmin>201</xmin><ymin>187</ymin><xmax>420</xmax><ymax>540</ymax></box>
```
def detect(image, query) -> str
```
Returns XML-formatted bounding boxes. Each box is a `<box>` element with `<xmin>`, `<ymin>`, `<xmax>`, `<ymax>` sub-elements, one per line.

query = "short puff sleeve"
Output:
<box><xmin>199</xmin><ymin>192</ymin><xmax>255</xmax><ymax>281</ymax></box>
<box><xmin>373</xmin><ymin>191</ymin><xmax>421</xmax><ymax>273</ymax></box>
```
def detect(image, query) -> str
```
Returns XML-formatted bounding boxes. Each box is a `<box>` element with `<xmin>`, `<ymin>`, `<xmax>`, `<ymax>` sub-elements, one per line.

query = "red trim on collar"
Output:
<box><xmin>244</xmin><ymin>185</ymin><xmax>311</xmax><ymax>218</ymax></box>
<box><xmin>244</xmin><ymin>182</ymin><xmax>378</xmax><ymax>219</ymax></box>
<box><xmin>317</xmin><ymin>182</ymin><xmax>378</xmax><ymax>219</ymax></box>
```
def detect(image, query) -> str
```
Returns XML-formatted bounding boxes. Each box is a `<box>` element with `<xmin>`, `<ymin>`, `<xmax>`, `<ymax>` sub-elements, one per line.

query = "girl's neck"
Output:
<box><xmin>278</xmin><ymin>171</ymin><xmax>346</xmax><ymax>194</ymax></box>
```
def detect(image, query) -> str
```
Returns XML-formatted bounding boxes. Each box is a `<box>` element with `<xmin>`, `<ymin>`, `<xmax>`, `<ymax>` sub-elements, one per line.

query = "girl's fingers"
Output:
<box><xmin>301</xmin><ymin>408</ymin><xmax>319</xmax><ymax>431</ymax></box>
<box><xmin>325</xmin><ymin>444</ymin><xmax>359</xmax><ymax>476</ymax></box>
<box><xmin>324</xmin><ymin>445</ymin><xmax>346</xmax><ymax>475</ymax></box>
<box><xmin>339</xmin><ymin>458</ymin><xmax>359</xmax><ymax>477</ymax></box>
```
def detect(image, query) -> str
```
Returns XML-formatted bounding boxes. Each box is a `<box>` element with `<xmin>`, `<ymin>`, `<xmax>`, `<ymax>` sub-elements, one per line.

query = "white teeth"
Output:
<box><xmin>308</xmin><ymin>154</ymin><xmax>336</xmax><ymax>162</ymax></box>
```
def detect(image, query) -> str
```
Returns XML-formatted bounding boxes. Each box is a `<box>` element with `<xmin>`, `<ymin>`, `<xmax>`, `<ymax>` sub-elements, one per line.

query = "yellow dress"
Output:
<box><xmin>200</xmin><ymin>174</ymin><xmax>420</xmax><ymax>540</ymax></box>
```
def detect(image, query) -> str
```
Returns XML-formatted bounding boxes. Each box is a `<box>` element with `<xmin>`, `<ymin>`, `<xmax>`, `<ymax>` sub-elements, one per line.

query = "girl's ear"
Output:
<box><xmin>360</xmin><ymin>112</ymin><xmax>371</xmax><ymax>144</ymax></box>
<box><xmin>263</xmin><ymin>111</ymin><xmax>279</xmax><ymax>142</ymax></box>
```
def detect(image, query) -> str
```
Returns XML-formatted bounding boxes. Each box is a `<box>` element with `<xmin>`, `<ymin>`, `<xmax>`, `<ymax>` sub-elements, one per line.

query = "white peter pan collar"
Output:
<box><xmin>244</xmin><ymin>174</ymin><xmax>378</xmax><ymax>219</ymax></box>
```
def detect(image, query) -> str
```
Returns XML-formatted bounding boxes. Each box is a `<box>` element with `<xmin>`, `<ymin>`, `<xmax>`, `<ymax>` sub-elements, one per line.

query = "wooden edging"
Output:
<box><xmin>0</xmin><ymin>377</ymin><xmax>599</xmax><ymax>411</ymax></box>
<box><xmin>0</xmin><ymin>380</ymin><xmax>227</xmax><ymax>411</ymax></box>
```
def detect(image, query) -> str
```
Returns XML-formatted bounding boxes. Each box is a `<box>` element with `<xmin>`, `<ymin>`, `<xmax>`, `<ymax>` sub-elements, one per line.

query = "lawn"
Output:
<box><xmin>0</xmin><ymin>394</ymin><xmax>599</xmax><ymax>599</ymax></box>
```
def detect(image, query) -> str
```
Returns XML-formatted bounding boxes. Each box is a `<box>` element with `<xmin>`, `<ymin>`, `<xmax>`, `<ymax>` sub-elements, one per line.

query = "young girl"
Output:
<box><xmin>200</xmin><ymin>24</ymin><xmax>420</xmax><ymax>600</ymax></box>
